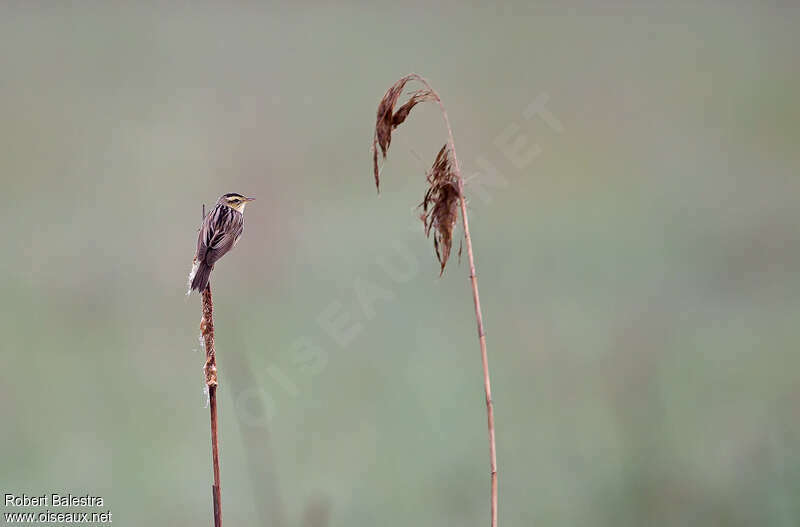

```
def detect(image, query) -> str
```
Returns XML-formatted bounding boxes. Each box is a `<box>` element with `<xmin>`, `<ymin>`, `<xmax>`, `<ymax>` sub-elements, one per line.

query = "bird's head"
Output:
<box><xmin>219</xmin><ymin>193</ymin><xmax>255</xmax><ymax>213</ymax></box>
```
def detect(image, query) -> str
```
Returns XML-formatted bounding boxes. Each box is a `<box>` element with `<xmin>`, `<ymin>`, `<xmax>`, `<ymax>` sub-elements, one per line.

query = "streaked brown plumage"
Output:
<box><xmin>188</xmin><ymin>193</ymin><xmax>254</xmax><ymax>293</ymax></box>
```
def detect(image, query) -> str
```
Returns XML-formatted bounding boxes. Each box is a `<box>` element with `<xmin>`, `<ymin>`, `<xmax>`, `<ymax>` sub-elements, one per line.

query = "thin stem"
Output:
<box><xmin>409</xmin><ymin>74</ymin><xmax>498</xmax><ymax>527</ymax></box>
<box><xmin>201</xmin><ymin>285</ymin><xmax>222</xmax><ymax>527</ymax></box>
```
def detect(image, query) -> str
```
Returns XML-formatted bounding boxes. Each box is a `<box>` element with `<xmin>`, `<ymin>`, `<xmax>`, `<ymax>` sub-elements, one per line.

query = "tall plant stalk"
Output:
<box><xmin>201</xmin><ymin>284</ymin><xmax>222</xmax><ymax>527</ymax></box>
<box><xmin>372</xmin><ymin>73</ymin><xmax>498</xmax><ymax>527</ymax></box>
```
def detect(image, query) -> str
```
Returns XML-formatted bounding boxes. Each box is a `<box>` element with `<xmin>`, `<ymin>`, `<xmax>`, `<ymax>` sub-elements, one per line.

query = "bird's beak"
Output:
<box><xmin>245</xmin><ymin>197</ymin><xmax>256</xmax><ymax>202</ymax></box>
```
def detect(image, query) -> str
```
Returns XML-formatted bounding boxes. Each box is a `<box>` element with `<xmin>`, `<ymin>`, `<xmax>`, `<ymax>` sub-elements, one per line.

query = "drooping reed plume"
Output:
<box><xmin>371</xmin><ymin>73</ymin><xmax>498</xmax><ymax>527</ymax></box>
<box><xmin>421</xmin><ymin>144</ymin><xmax>461</xmax><ymax>274</ymax></box>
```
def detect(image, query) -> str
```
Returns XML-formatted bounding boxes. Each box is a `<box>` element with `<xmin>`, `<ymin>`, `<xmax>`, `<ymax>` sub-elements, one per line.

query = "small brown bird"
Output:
<box><xmin>188</xmin><ymin>193</ymin><xmax>255</xmax><ymax>293</ymax></box>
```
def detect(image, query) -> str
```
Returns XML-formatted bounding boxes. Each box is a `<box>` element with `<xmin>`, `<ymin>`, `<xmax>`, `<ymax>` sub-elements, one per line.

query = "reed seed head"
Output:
<box><xmin>371</xmin><ymin>74</ymin><xmax>463</xmax><ymax>275</ymax></box>
<box><xmin>421</xmin><ymin>144</ymin><xmax>461</xmax><ymax>275</ymax></box>
<box><xmin>372</xmin><ymin>75</ymin><xmax>435</xmax><ymax>192</ymax></box>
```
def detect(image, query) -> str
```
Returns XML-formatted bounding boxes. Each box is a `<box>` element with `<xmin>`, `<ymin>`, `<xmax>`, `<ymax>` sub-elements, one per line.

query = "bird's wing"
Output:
<box><xmin>204</xmin><ymin>209</ymin><xmax>244</xmax><ymax>267</ymax></box>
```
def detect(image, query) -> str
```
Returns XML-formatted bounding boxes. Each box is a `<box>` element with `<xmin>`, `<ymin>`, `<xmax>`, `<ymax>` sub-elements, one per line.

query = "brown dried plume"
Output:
<box><xmin>368</xmin><ymin>74</ymin><xmax>498</xmax><ymax>527</ymax></box>
<box><xmin>372</xmin><ymin>74</ymin><xmax>435</xmax><ymax>192</ymax></box>
<box><xmin>421</xmin><ymin>144</ymin><xmax>461</xmax><ymax>275</ymax></box>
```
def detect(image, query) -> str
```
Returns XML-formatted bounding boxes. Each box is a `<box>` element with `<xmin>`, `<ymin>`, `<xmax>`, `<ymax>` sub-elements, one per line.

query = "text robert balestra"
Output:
<box><xmin>5</xmin><ymin>493</ymin><xmax>104</xmax><ymax>507</ymax></box>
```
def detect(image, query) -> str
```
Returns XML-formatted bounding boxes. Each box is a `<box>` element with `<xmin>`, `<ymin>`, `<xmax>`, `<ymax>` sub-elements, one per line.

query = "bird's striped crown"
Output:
<box><xmin>218</xmin><ymin>193</ymin><xmax>255</xmax><ymax>212</ymax></box>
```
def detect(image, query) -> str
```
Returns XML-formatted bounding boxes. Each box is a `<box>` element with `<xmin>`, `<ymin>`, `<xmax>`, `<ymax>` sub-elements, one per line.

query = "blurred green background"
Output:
<box><xmin>1</xmin><ymin>3</ymin><xmax>799</xmax><ymax>526</ymax></box>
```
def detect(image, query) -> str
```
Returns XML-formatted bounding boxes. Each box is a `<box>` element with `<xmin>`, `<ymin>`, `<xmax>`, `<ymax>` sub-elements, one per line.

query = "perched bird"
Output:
<box><xmin>188</xmin><ymin>193</ymin><xmax>255</xmax><ymax>294</ymax></box>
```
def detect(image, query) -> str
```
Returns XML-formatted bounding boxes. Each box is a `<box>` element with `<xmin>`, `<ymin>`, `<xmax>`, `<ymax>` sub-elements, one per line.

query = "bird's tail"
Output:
<box><xmin>189</xmin><ymin>261</ymin><xmax>213</xmax><ymax>293</ymax></box>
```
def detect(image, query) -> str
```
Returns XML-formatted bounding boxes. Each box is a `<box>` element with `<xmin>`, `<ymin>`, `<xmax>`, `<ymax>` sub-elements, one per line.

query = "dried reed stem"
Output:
<box><xmin>420</xmin><ymin>75</ymin><xmax>498</xmax><ymax>527</ymax></box>
<box><xmin>373</xmin><ymin>73</ymin><xmax>498</xmax><ymax>527</ymax></box>
<box><xmin>201</xmin><ymin>285</ymin><xmax>222</xmax><ymax>527</ymax></box>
